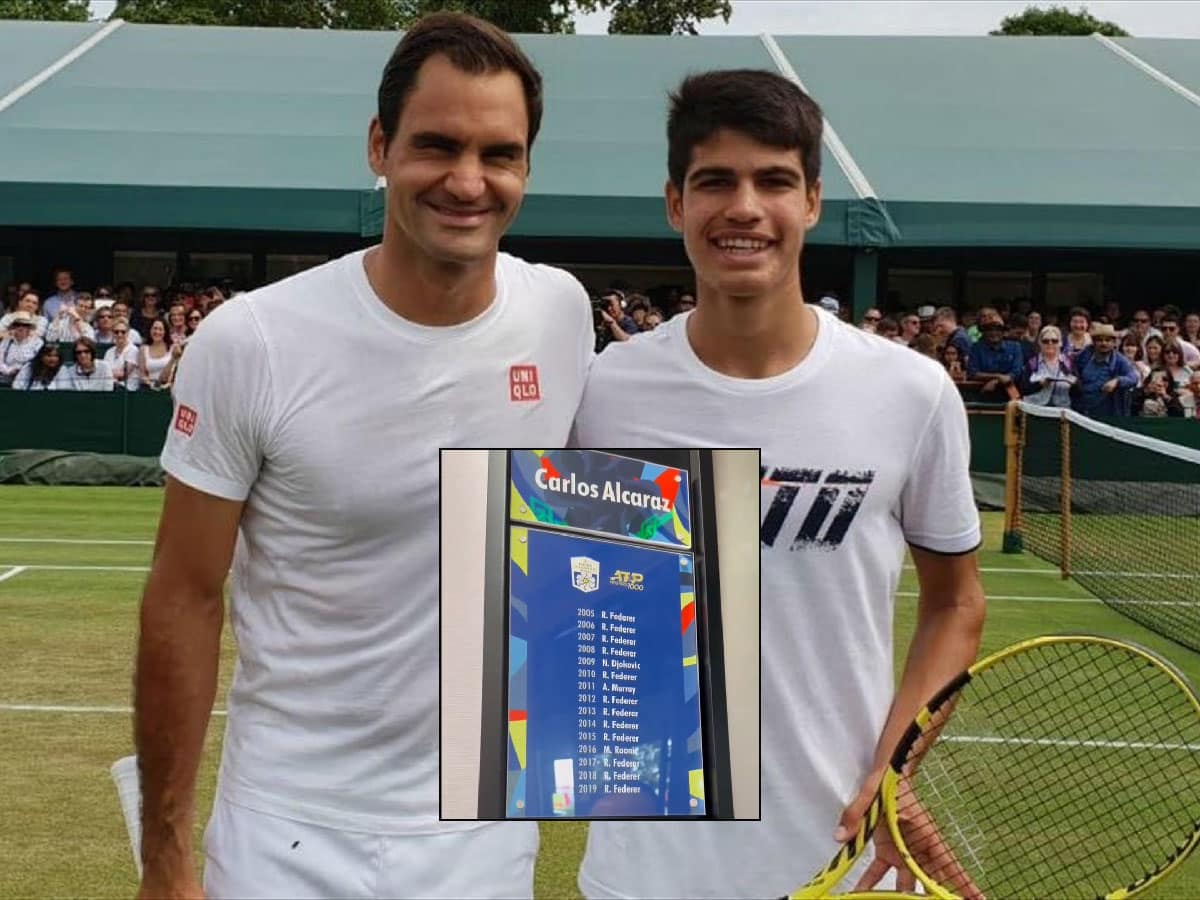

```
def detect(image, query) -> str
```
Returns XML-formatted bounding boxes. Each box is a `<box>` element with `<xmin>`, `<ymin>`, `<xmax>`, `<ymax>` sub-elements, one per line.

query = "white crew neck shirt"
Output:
<box><xmin>574</xmin><ymin>308</ymin><xmax>980</xmax><ymax>898</ymax></box>
<box><xmin>161</xmin><ymin>247</ymin><xmax>593</xmax><ymax>834</ymax></box>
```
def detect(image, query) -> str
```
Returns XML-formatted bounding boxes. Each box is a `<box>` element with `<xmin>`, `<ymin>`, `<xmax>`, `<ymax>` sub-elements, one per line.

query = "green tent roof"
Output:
<box><xmin>0</xmin><ymin>21</ymin><xmax>1196</xmax><ymax>248</ymax></box>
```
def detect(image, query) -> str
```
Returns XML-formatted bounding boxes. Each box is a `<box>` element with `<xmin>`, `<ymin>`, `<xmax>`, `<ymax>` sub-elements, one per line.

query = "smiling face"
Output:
<box><xmin>149</xmin><ymin>320</ymin><xmax>166</xmax><ymax>343</ymax></box>
<box><xmin>665</xmin><ymin>128</ymin><xmax>820</xmax><ymax>302</ymax></box>
<box><xmin>368</xmin><ymin>54</ymin><xmax>529</xmax><ymax>269</ymax></box>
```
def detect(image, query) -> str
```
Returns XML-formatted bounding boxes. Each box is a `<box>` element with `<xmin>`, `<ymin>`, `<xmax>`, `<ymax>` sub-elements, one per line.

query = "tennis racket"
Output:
<box><xmin>788</xmin><ymin>634</ymin><xmax>1200</xmax><ymax>899</ymax></box>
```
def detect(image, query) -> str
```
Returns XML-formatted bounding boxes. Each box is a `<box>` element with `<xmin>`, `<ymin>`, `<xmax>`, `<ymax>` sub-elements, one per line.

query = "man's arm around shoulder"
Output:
<box><xmin>135</xmin><ymin>477</ymin><xmax>243</xmax><ymax>899</ymax></box>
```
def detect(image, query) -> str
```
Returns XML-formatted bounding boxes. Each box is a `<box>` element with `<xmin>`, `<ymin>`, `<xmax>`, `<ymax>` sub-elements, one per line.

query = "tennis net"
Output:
<box><xmin>1004</xmin><ymin>400</ymin><xmax>1200</xmax><ymax>654</ymax></box>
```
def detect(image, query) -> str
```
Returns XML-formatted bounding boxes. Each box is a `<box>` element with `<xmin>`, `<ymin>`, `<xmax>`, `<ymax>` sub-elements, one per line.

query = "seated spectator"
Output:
<box><xmin>966</xmin><ymin>319</ymin><xmax>1023</xmax><ymax>400</ymax></box>
<box><xmin>1161</xmin><ymin>341</ymin><xmax>1193</xmax><ymax>395</ymax></box>
<box><xmin>12</xmin><ymin>342</ymin><xmax>63</xmax><ymax>390</ymax></box>
<box><xmin>817</xmin><ymin>295</ymin><xmax>841</xmax><ymax>318</ymax></box>
<box><xmin>1021</xmin><ymin>326</ymin><xmax>1076</xmax><ymax>408</ymax></box>
<box><xmin>876</xmin><ymin>317</ymin><xmax>900</xmax><ymax>342</ymax></box>
<box><xmin>642</xmin><ymin>309</ymin><xmax>664</xmax><ymax>331</ymax></box>
<box><xmin>1137</xmin><ymin>369</ymin><xmax>1184</xmax><ymax>418</ymax></box>
<box><xmin>933</xmin><ymin>306</ymin><xmax>972</xmax><ymax>360</ymax></box>
<box><xmin>1024</xmin><ymin>310</ymin><xmax>1043</xmax><ymax>343</ymax></box>
<box><xmin>108</xmin><ymin>301</ymin><xmax>142</xmax><ymax>345</ymax></box>
<box><xmin>0</xmin><ymin>291</ymin><xmax>48</xmax><ymax>340</ymax></box>
<box><xmin>1143</xmin><ymin>334</ymin><xmax>1165</xmax><ymax>376</ymax></box>
<box><xmin>165</xmin><ymin>304</ymin><xmax>189</xmax><ymax>345</ymax></box>
<box><xmin>1127</xmin><ymin>308</ymin><xmax>1159</xmax><ymax>345</ymax></box>
<box><xmin>45</xmin><ymin>300</ymin><xmax>95</xmax><ymax>344</ymax></box>
<box><xmin>911</xmin><ymin>333</ymin><xmax>939</xmax><ymax>359</ymax></box>
<box><xmin>1102</xmin><ymin>299</ymin><xmax>1122</xmax><ymax>327</ymax></box>
<box><xmin>186</xmin><ymin>308</ymin><xmax>204</xmax><ymax>335</ymax></box>
<box><xmin>941</xmin><ymin>342</ymin><xmax>966</xmax><ymax>382</ymax></box>
<box><xmin>0</xmin><ymin>312</ymin><xmax>45</xmax><ymax>386</ymax></box>
<box><xmin>91</xmin><ymin>306</ymin><xmax>119</xmax><ymax>344</ymax></box>
<box><xmin>131</xmin><ymin>286</ymin><xmax>163</xmax><ymax>337</ymax></box>
<box><xmin>75</xmin><ymin>292</ymin><xmax>95</xmax><ymax>324</ymax></box>
<box><xmin>598</xmin><ymin>291</ymin><xmax>637</xmax><ymax>344</ymax></box>
<box><xmin>104</xmin><ymin>318</ymin><xmax>142</xmax><ymax>392</ymax></box>
<box><xmin>897</xmin><ymin>312</ymin><xmax>920</xmax><ymax>345</ymax></box>
<box><xmin>859</xmin><ymin>308</ymin><xmax>882</xmax><ymax>332</ymax></box>
<box><xmin>1064</xmin><ymin>306</ymin><xmax>1092</xmax><ymax>361</ymax></box>
<box><xmin>675</xmin><ymin>293</ymin><xmax>696</xmax><ymax>316</ymax></box>
<box><xmin>42</xmin><ymin>267</ymin><xmax>78</xmax><ymax>320</ymax></box>
<box><xmin>1006</xmin><ymin>313</ymin><xmax>1036</xmax><ymax>362</ymax></box>
<box><xmin>967</xmin><ymin>306</ymin><xmax>1001</xmax><ymax>342</ymax></box>
<box><xmin>1182</xmin><ymin>371</ymin><xmax>1200</xmax><ymax>419</ymax></box>
<box><xmin>140</xmin><ymin>319</ymin><xmax>178</xmax><ymax>391</ymax></box>
<box><xmin>1120</xmin><ymin>333</ymin><xmax>1148</xmax><ymax>385</ymax></box>
<box><xmin>1184</xmin><ymin>312</ymin><xmax>1200</xmax><ymax>348</ymax></box>
<box><xmin>917</xmin><ymin>304</ymin><xmax>937</xmax><ymax>335</ymax></box>
<box><xmin>53</xmin><ymin>337</ymin><xmax>114</xmax><ymax>391</ymax></box>
<box><xmin>1074</xmin><ymin>323</ymin><xmax>1139</xmax><ymax>417</ymax></box>
<box><xmin>1159</xmin><ymin>315</ymin><xmax>1200</xmax><ymax>367</ymax></box>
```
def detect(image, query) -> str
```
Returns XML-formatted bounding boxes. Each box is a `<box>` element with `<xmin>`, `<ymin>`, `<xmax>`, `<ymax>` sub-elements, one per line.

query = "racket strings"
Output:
<box><xmin>897</xmin><ymin>641</ymin><xmax>1200</xmax><ymax>899</ymax></box>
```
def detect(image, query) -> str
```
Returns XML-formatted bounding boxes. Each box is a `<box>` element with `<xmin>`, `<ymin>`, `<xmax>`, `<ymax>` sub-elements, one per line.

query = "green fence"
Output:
<box><xmin>0</xmin><ymin>390</ymin><xmax>173</xmax><ymax>457</ymax></box>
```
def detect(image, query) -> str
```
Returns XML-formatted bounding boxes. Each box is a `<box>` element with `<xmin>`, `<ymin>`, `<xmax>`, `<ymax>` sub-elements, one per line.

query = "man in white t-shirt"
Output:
<box><xmin>574</xmin><ymin>70</ymin><xmax>986</xmax><ymax>900</ymax></box>
<box><xmin>136</xmin><ymin>13</ymin><xmax>591</xmax><ymax>900</ymax></box>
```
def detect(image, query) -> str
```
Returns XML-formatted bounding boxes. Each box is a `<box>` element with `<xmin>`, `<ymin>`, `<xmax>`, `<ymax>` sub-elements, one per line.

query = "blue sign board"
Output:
<box><xmin>505</xmin><ymin>526</ymin><xmax>705</xmax><ymax>818</ymax></box>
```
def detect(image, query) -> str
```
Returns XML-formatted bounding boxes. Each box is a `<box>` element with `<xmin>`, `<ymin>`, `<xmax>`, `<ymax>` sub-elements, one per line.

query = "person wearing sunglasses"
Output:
<box><xmin>1074</xmin><ymin>323</ymin><xmax>1139</xmax><ymax>417</ymax></box>
<box><xmin>1020</xmin><ymin>325</ymin><xmax>1076</xmax><ymax>408</ymax></box>
<box><xmin>185</xmin><ymin>310</ymin><xmax>203</xmax><ymax>335</ymax></box>
<box><xmin>1158</xmin><ymin>315</ymin><xmax>1200</xmax><ymax>367</ymax></box>
<box><xmin>102</xmin><ymin>317</ymin><xmax>142</xmax><ymax>391</ymax></box>
<box><xmin>52</xmin><ymin>337</ymin><xmax>114</xmax><ymax>391</ymax></box>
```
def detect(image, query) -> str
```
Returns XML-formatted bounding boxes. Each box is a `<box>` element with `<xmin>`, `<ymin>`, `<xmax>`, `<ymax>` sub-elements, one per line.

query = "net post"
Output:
<box><xmin>1002</xmin><ymin>400</ymin><xmax>1024</xmax><ymax>553</ymax></box>
<box><xmin>1059</xmin><ymin>412</ymin><xmax>1071</xmax><ymax>580</ymax></box>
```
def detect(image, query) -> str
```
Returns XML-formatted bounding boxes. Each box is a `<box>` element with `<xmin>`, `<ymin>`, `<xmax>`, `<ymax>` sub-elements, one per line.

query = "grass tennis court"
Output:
<box><xmin>1</xmin><ymin>486</ymin><xmax>1198</xmax><ymax>898</ymax></box>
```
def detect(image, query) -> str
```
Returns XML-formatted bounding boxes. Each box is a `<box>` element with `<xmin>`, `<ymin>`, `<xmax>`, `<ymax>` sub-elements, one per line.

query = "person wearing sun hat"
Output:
<box><xmin>1074</xmin><ymin>322</ymin><xmax>1139</xmax><ymax>417</ymax></box>
<box><xmin>0</xmin><ymin>311</ymin><xmax>44</xmax><ymax>386</ymax></box>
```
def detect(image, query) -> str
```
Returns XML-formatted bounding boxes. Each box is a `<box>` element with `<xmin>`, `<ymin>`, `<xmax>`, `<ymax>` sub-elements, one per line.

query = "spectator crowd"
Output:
<box><xmin>0</xmin><ymin>268</ymin><xmax>227</xmax><ymax>393</ymax></box>
<box><xmin>6</xmin><ymin>267</ymin><xmax>1199</xmax><ymax>421</ymax></box>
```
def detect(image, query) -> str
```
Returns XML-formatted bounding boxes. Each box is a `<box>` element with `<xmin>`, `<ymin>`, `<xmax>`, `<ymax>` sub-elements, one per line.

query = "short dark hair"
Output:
<box><xmin>667</xmin><ymin>69</ymin><xmax>823</xmax><ymax>191</ymax></box>
<box><xmin>377</xmin><ymin>12</ymin><xmax>543</xmax><ymax>151</ymax></box>
<box><xmin>1069</xmin><ymin>306</ymin><xmax>1091</xmax><ymax>322</ymax></box>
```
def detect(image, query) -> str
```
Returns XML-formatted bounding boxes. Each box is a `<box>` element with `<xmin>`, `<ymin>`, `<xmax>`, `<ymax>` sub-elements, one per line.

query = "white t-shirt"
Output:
<box><xmin>104</xmin><ymin>343</ymin><xmax>142</xmax><ymax>391</ymax></box>
<box><xmin>573</xmin><ymin>308</ymin><xmax>980</xmax><ymax>899</ymax></box>
<box><xmin>160</xmin><ymin>248</ymin><xmax>592</xmax><ymax>836</ymax></box>
<box><xmin>52</xmin><ymin>360</ymin><xmax>114</xmax><ymax>391</ymax></box>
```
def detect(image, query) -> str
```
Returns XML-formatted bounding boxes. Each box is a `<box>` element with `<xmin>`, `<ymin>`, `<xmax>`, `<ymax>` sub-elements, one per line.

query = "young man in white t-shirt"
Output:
<box><xmin>136</xmin><ymin>14</ymin><xmax>592</xmax><ymax>899</ymax></box>
<box><xmin>574</xmin><ymin>69</ymin><xmax>986</xmax><ymax>899</ymax></box>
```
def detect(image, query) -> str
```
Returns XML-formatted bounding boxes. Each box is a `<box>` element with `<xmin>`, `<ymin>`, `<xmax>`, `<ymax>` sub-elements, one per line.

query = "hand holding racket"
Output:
<box><xmin>787</xmin><ymin>635</ymin><xmax>1200</xmax><ymax>899</ymax></box>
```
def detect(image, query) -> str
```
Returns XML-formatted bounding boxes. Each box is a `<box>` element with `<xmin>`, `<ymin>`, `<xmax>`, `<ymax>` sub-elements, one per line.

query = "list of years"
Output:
<box><xmin>575</xmin><ymin>606</ymin><xmax>641</xmax><ymax>796</ymax></box>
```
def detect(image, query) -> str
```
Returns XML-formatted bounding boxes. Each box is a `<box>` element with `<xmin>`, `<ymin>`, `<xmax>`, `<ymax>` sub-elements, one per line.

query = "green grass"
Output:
<box><xmin>0</xmin><ymin>486</ymin><xmax>1198</xmax><ymax>898</ymax></box>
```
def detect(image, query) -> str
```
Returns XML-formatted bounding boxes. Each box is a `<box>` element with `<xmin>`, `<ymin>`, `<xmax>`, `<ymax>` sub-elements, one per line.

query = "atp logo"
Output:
<box><xmin>570</xmin><ymin>556</ymin><xmax>600</xmax><ymax>593</ymax></box>
<box><xmin>609</xmin><ymin>570</ymin><xmax>645</xmax><ymax>591</ymax></box>
<box><xmin>760</xmin><ymin>466</ymin><xmax>876</xmax><ymax>551</ymax></box>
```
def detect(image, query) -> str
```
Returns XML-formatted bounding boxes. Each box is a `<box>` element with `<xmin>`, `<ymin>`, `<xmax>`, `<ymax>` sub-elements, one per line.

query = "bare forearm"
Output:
<box><xmin>871</xmin><ymin>583</ymin><xmax>985</xmax><ymax>772</ymax></box>
<box><xmin>134</xmin><ymin>571</ymin><xmax>223</xmax><ymax>879</ymax></box>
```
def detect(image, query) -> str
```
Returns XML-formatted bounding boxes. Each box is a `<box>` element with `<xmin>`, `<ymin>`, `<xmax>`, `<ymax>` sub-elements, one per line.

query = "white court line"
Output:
<box><xmin>0</xmin><ymin>564</ymin><xmax>149</xmax><ymax>572</ymax></box>
<box><xmin>903</xmin><ymin>565</ymin><xmax>1198</xmax><ymax>580</ymax></box>
<box><xmin>0</xmin><ymin>538</ymin><xmax>153</xmax><ymax>546</ymax></box>
<box><xmin>897</xmin><ymin>590</ymin><xmax>1098</xmax><ymax>604</ymax></box>
<box><xmin>0</xmin><ymin>703</ymin><xmax>225</xmax><ymax>716</ymax></box>
<box><xmin>0</xmin><ymin>566</ymin><xmax>27</xmax><ymax>583</ymax></box>
<box><xmin>946</xmin><ymin>735</ymin><xmax>1200</xmax><ymax>752</ymax></box>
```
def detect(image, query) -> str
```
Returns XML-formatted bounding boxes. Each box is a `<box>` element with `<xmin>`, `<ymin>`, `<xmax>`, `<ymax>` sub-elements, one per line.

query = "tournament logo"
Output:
<box><xmin>570</xmin><ymin>556</ymin><xmax>600</xmax><ymax>593</ymax></box>
<box><xmin>609</xmin><ymin>570</ymin><xmax>645</xmax><ymax>591</ymax></box>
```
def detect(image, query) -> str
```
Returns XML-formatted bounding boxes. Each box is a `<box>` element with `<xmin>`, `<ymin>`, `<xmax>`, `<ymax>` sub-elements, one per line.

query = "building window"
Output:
<box><xmin>113</xmin><ymin>251</ymin><xmax>178</xmax><ymax>292</ymax></box>
<box><xmin>188</xmin><ymin>252</ymin><xmax>254</xmax><ymax>289</ymax></box>
<box><xmin>1045</xmin><ymin>273</ymin><xmax>1103</xmax><ymax>312</ymax></box>
<box><xmin>964</xmin><ymin>271</ymin><xmax>1033</xmax><ymax>310</ymax></box>
<box><xmin>265</xmin><ymin>254</ymin><xmax>328</xmax><ymax>284</ymax></box>
<box><xmin>886</xmin><ymin>268</ymin><xmax>953</xmax><ymax>308</ymax></box>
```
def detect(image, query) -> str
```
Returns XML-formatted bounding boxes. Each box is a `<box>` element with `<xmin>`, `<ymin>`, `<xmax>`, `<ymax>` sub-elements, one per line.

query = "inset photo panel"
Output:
<box><xmin>440</xmin><ymin>448</ymin><xmax>760</xmax><ymax>821</ymax></box>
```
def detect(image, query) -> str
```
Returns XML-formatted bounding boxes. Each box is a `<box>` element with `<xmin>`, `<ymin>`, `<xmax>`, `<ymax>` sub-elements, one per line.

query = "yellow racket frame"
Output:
<box><xmin>790</xmin><ymin>634</ymin><xmax>1200</xmax><ymax>900</ymax></box>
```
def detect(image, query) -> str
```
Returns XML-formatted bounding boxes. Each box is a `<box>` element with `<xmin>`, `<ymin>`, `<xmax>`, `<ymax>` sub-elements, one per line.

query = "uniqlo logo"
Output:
<box><xmin>509</xmin><ymin>365</ymin><xmax>541</xmax><ymax>402</ymax></box>
<box><xmin>174</xmin><ymin>404</ymin><xmax>198</xmax><ymax>436</ymax></box>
